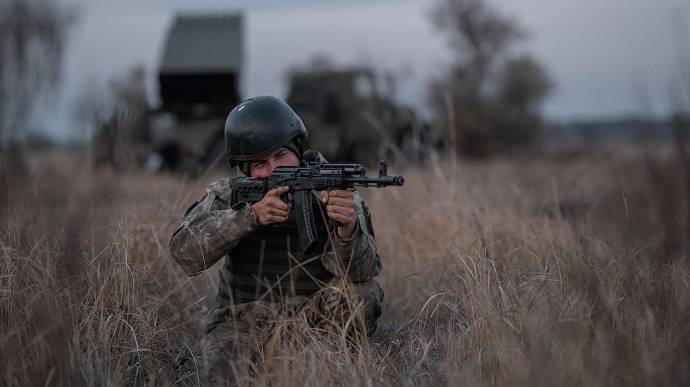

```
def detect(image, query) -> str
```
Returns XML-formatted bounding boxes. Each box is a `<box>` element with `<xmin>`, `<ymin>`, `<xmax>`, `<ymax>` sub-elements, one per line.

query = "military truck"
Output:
<box><xmin>148</xmin><ymin>12</ymin><xmax>243</xmax><ymax>172</ymax></box>
<box><xmin>285</xmin><ymin>67</ymin><xmax>429</xmax><ymax>165</ymax></box>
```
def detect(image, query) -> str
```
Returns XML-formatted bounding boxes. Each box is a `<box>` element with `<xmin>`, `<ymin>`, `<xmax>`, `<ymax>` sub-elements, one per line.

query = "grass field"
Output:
<box><xmin>1</xmin><ymin>148</ymin><xmax>689</xmax><ymax>386</ymax></box>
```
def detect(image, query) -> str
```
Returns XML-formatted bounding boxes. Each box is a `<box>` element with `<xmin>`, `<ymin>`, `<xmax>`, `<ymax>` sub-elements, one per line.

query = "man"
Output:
<box><xmin>168</xmin><ymin>96</ymin><xmax>383</xmax><ymax>381</ymax></box>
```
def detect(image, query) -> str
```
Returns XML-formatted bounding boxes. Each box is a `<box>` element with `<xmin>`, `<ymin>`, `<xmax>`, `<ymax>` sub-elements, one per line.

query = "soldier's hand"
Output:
<box><xmin>252</xmin><ymin>186</ymin><xmax>290</xmax><ymax>225</ymax></box>
<box><xmin>320</xmin><ymin>189</ymin><xmax>357</xmax><ymax>239</ymax></box>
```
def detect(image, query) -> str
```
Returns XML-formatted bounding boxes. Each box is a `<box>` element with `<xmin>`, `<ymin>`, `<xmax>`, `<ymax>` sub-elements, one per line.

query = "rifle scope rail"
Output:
<box><xmin>230</xmin><ymin>160</ymin><xmax>404</xmax><ymax>194</ymax></box>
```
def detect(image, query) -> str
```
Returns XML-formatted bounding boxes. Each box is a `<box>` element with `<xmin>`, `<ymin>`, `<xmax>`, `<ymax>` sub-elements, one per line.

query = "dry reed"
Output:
<box><xmin>1</xmin><ymin>148</ymin><xmax>688</xmax><ymax>386</ymax></box>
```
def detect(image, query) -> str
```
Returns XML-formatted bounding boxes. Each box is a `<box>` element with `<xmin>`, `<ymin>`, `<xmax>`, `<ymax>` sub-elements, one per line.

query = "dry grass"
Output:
<box><xmin>1</xmin><ymin>148</ymin><xmax>689</xmax><ymax>386</ymax></box>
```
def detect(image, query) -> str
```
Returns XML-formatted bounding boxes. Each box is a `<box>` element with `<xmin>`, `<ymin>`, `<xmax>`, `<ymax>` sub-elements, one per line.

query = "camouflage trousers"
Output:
<box><xmin>201</xmin><ymin>278</ymin><xmax>383</xmax><ymax>385</ymax></box>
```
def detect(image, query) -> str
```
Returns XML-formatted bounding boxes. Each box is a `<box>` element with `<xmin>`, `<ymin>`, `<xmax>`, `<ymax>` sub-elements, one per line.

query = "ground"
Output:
<box><xmin>1</xmin><ymin>147</ymin><xmax>689</xmax><ymax>386</ymax></box>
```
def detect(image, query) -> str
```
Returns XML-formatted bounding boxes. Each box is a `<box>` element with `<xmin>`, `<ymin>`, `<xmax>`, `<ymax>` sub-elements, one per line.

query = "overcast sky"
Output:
<box><xmin>43</xmin><ymin>0</ymin><xmax>690</xmax><ymax>141</ymax></box>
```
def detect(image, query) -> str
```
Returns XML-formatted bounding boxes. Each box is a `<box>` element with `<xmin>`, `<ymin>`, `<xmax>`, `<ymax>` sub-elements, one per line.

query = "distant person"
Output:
<box><xmin>169</xmin><ymin>96</ymin><xmax>383</xmax><ymax>383</ymax></box>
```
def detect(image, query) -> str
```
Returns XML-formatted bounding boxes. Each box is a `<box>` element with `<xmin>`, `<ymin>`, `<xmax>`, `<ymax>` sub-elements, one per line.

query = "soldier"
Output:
<box><xmin>168</xmin><ymin>96</ymin><xmax>383</xmax><ymax>383</ymax></box>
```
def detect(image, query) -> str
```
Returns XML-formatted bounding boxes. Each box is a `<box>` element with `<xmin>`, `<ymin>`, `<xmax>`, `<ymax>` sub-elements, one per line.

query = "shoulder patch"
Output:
<box><xmin>207</xmin><ymin>177</ymin><xmax>233</xmax><ymax>203</ymax></box>
<box><xmin>183</xmin><ymin>195</ymin><xmax>205</xmax><ymax>217</ymax></box>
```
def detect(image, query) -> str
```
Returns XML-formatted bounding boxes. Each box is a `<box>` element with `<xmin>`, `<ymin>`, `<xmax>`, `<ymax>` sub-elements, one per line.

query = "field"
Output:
<box><xmin>1</xmin><ymin>148</ymin><xmax>689</xmax><ymax>386</ymax></box>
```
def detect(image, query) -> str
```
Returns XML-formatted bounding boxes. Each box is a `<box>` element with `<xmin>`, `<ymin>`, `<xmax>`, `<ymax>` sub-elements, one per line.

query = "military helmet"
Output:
<box><xmin>224</xmin><ymin>96</ymin><xmax>308</xmax><ymax>167</ymax></box>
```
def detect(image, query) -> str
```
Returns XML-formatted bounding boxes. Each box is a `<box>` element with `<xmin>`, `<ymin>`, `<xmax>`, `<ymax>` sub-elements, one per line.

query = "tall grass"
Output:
<box><xmin>1</xmin><ymin>148</ymin><xmax>688</xmax><ymax>386</ymax></box>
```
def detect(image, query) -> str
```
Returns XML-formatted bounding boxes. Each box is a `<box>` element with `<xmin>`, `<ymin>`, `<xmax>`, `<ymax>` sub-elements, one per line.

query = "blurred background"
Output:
<box><xmin>4</xmin><ymin>2</ymin><xmax>690</xmax><ymax>385</ymax></box>
<box><xmin>2</xmin><ymin>0</ymin><xmax>689</xmax><ymax>170</ymax></box>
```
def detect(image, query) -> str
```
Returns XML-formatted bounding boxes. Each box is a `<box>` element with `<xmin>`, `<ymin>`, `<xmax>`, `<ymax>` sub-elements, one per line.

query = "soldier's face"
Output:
<box><xmin>249</xmin><ymin>147</ymin><xmax>299</xmax><ymax>177</ymax></box>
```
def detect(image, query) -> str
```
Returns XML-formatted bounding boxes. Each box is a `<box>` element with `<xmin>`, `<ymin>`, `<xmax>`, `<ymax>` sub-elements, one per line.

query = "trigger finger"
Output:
<box><xmin>268</xmin><ymin>186</ymin><xmax>290</xmax><ymax>197</ymax></box>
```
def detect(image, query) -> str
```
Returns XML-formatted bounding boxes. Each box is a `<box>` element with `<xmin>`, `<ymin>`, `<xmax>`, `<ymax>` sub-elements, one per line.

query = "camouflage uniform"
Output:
<box><xmin>169</xmin><ymin>163</ymin><xmax>383</xmax><ymax>383</ymax></box>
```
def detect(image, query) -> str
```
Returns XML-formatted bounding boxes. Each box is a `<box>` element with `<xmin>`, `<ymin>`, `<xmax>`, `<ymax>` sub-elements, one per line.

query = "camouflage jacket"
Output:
<box><xmin>168</xmin><ymin>168</ymin><xmax>382</xmax><ymax>302</ymax></box>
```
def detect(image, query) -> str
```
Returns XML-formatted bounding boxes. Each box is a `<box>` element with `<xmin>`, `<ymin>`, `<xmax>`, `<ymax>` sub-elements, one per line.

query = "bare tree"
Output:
<box><xmin>0</xmin><ymin>0</ymin><xmax>75</xmax><ymax>146</ymax></box>
<box><xmin>86</xmin><ymin>65</ymin><xmax>151</xmax><ymax>170</ymax></box>
<box><xmin>429</xmin><ymin>0</ymin><xmax>552</xmax><ymax>157</ymax></box>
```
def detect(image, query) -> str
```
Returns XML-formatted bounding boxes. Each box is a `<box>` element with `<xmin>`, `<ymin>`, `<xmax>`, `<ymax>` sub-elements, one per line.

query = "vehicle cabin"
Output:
<box><xmin>153</xmin><ymin>12</ymin><xmax>243</xmax><ymax>170</ymax></box>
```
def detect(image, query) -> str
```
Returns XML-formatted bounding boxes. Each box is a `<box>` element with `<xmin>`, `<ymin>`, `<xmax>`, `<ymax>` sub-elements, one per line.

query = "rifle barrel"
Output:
<box><xmin>345</xmin><ymin>175</ymin><xmax>404</xmax><ymax>187</ymax></box>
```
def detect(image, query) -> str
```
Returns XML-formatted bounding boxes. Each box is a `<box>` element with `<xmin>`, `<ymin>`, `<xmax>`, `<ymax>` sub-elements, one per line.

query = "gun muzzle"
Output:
<box><xmin>378</xmin><ymin>175</ymin><xmax>404</xmax><ymax>187</ymax></box>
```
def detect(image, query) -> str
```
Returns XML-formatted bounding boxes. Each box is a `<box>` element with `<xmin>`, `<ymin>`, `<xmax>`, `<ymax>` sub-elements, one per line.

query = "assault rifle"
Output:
<box><xmin>230</xmin><ymin>160</ymin><xmax>404</xmax><ymax>254</ymax></box>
